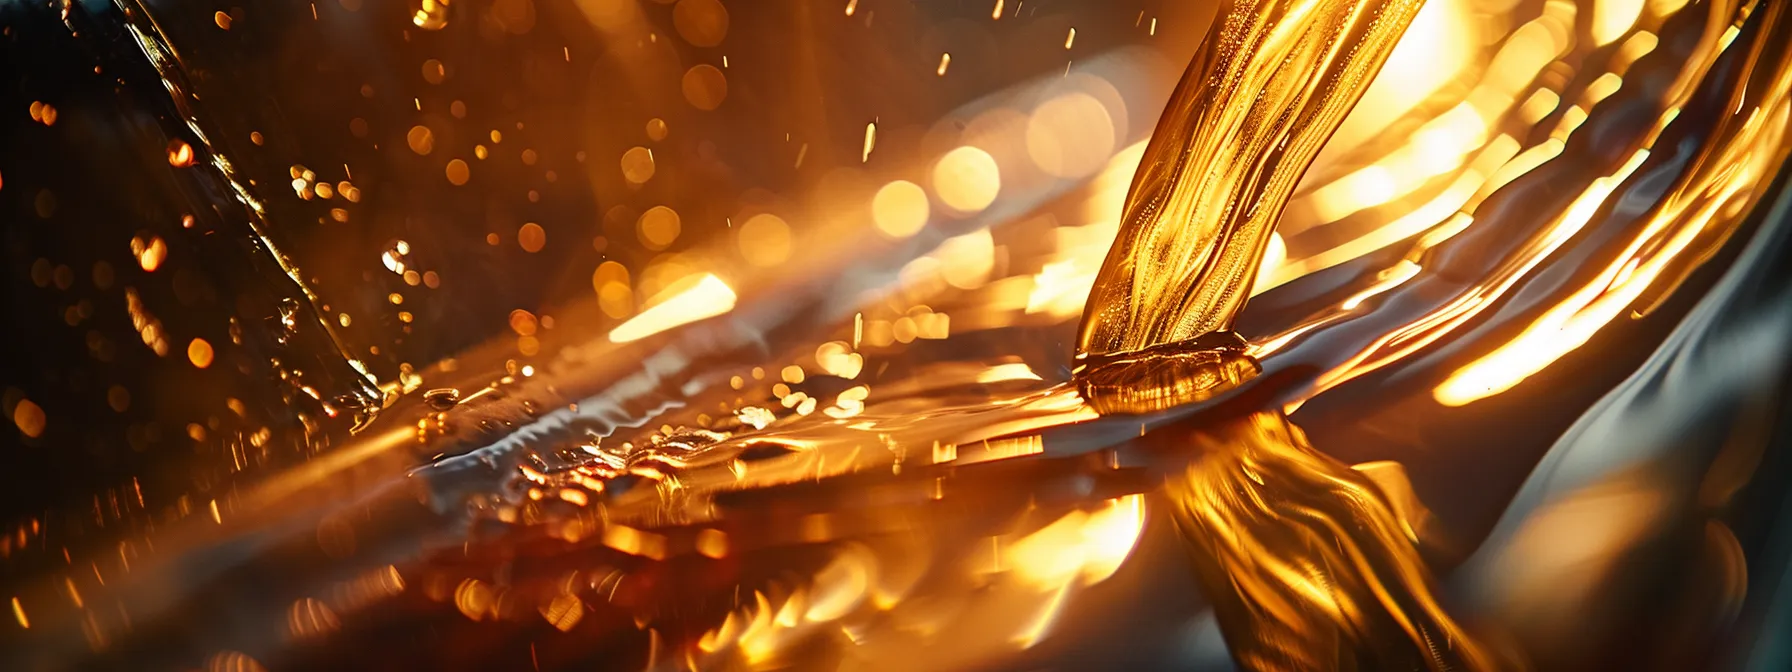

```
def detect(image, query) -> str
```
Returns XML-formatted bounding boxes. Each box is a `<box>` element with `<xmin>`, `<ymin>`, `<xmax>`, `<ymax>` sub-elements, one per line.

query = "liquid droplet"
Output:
<box><xmin>423</xmin><ymin>388</ymin><xmax>462</xmax><ymax>410</ymax></box>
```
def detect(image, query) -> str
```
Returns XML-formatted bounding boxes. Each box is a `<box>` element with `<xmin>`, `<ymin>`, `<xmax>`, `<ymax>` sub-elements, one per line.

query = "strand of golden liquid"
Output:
<box><xmin>1166</xmin><ymin>412</ymin><xmax>1501</xmax><ymax>670</ymax></box>
<box><xmin>1072</xmin><ymin>0</ymin><xmax>1505</xmax><ymax>668</ymax></box>
<box><xmin>1075</xmin><ymin>0</ymin><xmax>1425</xmax><ymax>359</ymax></box>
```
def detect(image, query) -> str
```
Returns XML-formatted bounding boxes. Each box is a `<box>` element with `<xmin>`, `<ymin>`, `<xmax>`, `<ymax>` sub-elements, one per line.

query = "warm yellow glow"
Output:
<box><xmin>1250</xmin><ymin>232</ymin><xmax>1287</xmax><ymax>295</ymax></box>
<box><xmin>592</xmin><ymin>261</ymin><xmax>633</xmax><ymax>318</ymax></box>
<box><xmin>637</xmin><ymin>206</ymin><xmax>681</xmax><ymax>250</ymax></box>
<box><xmin>682</xmin><ymin>64</ymin><xmax>728</xmax><ymax>110</ymax></box>
<box><xmin>600</xmin><ymin>524</ymin><xmax>668</xmax><ymax>560</ymax></box>
<box><xmin>1592</xmin><ymin>0</ymin><xmax>1644</xmax><ymax>46</ymax></box>
<box><xmin>187</xmin><ymin>338</ymin><xmax>214</xmax><ymax>369</ymax></box>
<box><xmin>975</xmin><ymin>363</ymin><xmax>1042</xmax><ymax>383</ymax></box>
<box><xmin>871</xmin><ymin>180</ymin><xmax>929</xmax><ymax>238</ymax></box>
<box><xmin>406</xmin><ymin>125</ymin><xmax>434</xmax><ymax>155</ymax></box>
<box><xmin>608</xmin><ymin>274</ymin><xmax>737</xmax><ymax>343</ymax></box>
<box><xmin>1329</xmin><ymin>0</ymin><xmax>1475</xmax><ymax>151</ymax></box>
<box><xmin>137</xmin><ymin>236</ymin><xmax>167</xmax><ymax>272</ymax></box>
<box><xmin>1026</xmin><ymin>92</ymin><xmax>1115</xmax><ymax>178</ymax></box>
<box><xmin>620</xmin><ymin>146</ymin><xmax>655</xmax><ymax>184</ymax></box>
<box><xmin>737</xmin><ymin>213</ymin><xmax>792</xmax><ymax>267</ymax></box>
<box><xmin>10</xmin><ymin>597</ymin><xmax>26</xmax><ymax>628</ymax></box>
<box><xmin>1006</xmin><ymin>495</ymin><xmax>1146</xmax><ymax>588</ymax></box>
<box><xmin>935</xmin><ymin>230</ymin><xmax>994</xmax><ymax>289</ymax></box>
<box><xmin>932</xmin><ymin>146</ymin><xmax>1001</xmax><ymax>213</ymax></box>
<box><xmin>1436</xmin><ymin>80</ymin><xmax>1783</xmax><ymax>408</ymax></box>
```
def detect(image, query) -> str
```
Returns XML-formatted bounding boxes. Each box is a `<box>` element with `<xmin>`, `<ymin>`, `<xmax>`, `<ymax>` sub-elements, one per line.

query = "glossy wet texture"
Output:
<box><xmin>2</xmin><ymin>0</ymin><xmax>1791</xmax><ymax>670</ymax></box>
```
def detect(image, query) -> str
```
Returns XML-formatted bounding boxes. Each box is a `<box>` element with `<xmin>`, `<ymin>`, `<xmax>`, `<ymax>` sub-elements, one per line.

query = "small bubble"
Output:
<box><xmin>445</xmin><ymin>159</ymin><xmax>470</xmax><ymax>185</ymax></box>
<box><xmin>620</xmin><ymin>146</ymin><xmax>655</xmax><ymax>184</ymax></box>
<box><xmin>406</xmin><ymin>126</ymin><xmax>435</xmax><ymax>155</ymax></box>
<box><xmin>672</xmin><ymin>0</ymin><xmax>728</xmax><ymax>47</ymax></box>
<box><xmin>681</xmin><ymin>64</ymin><xmax>728</xmax><ymax>110</ymax></box>
<box><xmin>422</xmin><ymin>59</ymin><xmax>446</xmax><ymax>84</ymax></box>
<box><xmin>423</xmin><ymin>388</ymin><xmax>461</xmax><ymax>410</ymax></box>
<box><xmin>636</xmin><ymin>206</ymin><xmax>680</xmax><ymax>250</ymax></box>
<box><xmin>518</xmin><ymin>223</ymin><xmax>546</xmax><ymax>252</ymax></box>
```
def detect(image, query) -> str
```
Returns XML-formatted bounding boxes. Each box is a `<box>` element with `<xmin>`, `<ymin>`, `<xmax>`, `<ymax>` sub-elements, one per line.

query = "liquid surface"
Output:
<box><xmin>2</xmin><ymin>0</ymin><xmax>1791</xmax><ymax>670</ymax></box>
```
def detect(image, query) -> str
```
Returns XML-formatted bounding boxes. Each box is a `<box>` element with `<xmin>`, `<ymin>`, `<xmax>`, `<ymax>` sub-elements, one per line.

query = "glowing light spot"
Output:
<box><xmin>412</xmin><ymin>0</ymin><xmax>450</xmax><ymax>29</ymax></box>
<box><xmin>593</xmin><ymin>261</ymin><xmax>634</xmax><ymax>318</ymax></box>
<box><xmin>517</xmin><ymin>222</ymin><xmax>547</xmax><ymax>252</ymax></box>
<box><xmin>187</xmin><ymin>338</ymin><xmax>214</xmax><ymax>369</ymax></box>
<box><xmin>509</xmin><ymin>309</ymin><xmax>539</xmax><ymax>336</ymax></box>
<box><xmin>937</xmin><ymin>52</ymin><xmax>951</xmax><ymax>76</ymax></box>
<box><xmin>932</xmin><ymin>146</ymin><xmax>1000</xmax><ymax>213</ymax></box>
<box><xmin>29</xmin><ymin>101</ymin><xmax>57</xmax><ymax>126</ymax></box>
<box><xmin>861</xmin><ymin>122</ymin><xmax>877</xmax><ymax>163</ymax></box>
<box><xmin>682</xmin><ymin>64</ymin><xmax>728</xmax><ymax>110</ymax></box>
<box><xmin>871</xmin><ymin>180</ymin><xmax>929</xmax><ymax>238</ymax></box>
<box><xmin>609</xmin><ymin>274</ymin><xmax>736</xmax><ymax>343</ymax></box>
<box><xmin>936</xmin><ymin>230</ymin><xmax>994</xmax><ymax>289</ymax></box>
<box><xmin>696</xmin><ymin>529</ymin><xmax>729</xmax><ymax>558</ymax></box>
<box><xmin>737</xmin><ymin>213</ymin><xmax>791</xmax><ymax>267</ymax></box>
<box><xmin>1592</xmin><ymin>0</ymin><xmax>1643</xmax><ymax>46</ymax></box>
<box><xmin>620</xmin><ymin>146</ymin><xmax>656</xmax><ymax>184</ymax></box>
<box><xmin>1027</xmin><ymin>92</ymin><xmax>1115</xmax><ymax>178</ymax></box>
<box><xmin>213</xmin><ymin>11</ymin><xmax>231</xmax><ymax>29</ymax></box>
<box><xmin>445</xmin><ymin>159</ymin><xmax>470</xmax><ymax>185</ymax></box>
<box><xmin>454</xmin><ymin>579</ymin><xmax>493</xmax><ymax>621</ymax></box>
<box><xmin>12</xmin><ymin>399</ymin><xmax>45</xmax><ymax>438</ymax></box>
<box><xmin>288</xmin><ymin>598</ymin><xmax>340</xmax><ymax>639</ymax></box>
<box><xmin>10</xmin><ymin>597</ymin><xmax>26</xmax><ymax>628</ymax></box>
<box><xmin>1007</xmin><ymin>495</ymin><xmax>1145</xmax><ymax>588</ymax></box>
<box><xmin>137</xmin><ymin>236</ymin><xmax>167</xmax><ymax>272</ymax></box>
<box><xmin>406</xmin><ymin>126</ymin><xmax>435</xmax><ymax>155</ymax></box>
<box><xmin>1064</xmin><ymin>27</ymin><xmax>1076</xmax><ymax>49</ymax></box>
<box><xmin>672</xmin><ymin>0</ymin><xmax>728</xmax><ymax>47</ymax></box>
<box><xmin>422</xmin><ymin>59</ymin><xmax>446</xmax><ymax>84</ymax></box>
<box><xmin>540</xmin><ymin>593</ymin><xmax>584</xmax><ymax>631</ymax></box>
<box><xmin>637</xmin><ymin>206</ymin><xmax>682</xmax><ymax>250</ymax></box>
<box><xmin>206</xmin><ymin>651</ymin><xmax>266</xmax><ymax>672</ymax></box>
<box><xmin>1252</xmin><ymin>233</ymin><xmax>1287</xmax><ymax>295</ymax></box>
<box><xmin>646</xmin><ymin>118</ymin><xmax>668</xmax><ymax>141</ymax></box>
<box><xmin>167</xmin><ymin>140</ymin><xmax>195</xmax><ymax>167</ymax></box>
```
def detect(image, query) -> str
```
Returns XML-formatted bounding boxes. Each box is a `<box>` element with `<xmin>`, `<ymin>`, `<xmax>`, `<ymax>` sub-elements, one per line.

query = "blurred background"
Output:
<box><xmin>3</xmin><ymin>0</ymin><xmax>1792</xmax><ymax>669</ymax></box>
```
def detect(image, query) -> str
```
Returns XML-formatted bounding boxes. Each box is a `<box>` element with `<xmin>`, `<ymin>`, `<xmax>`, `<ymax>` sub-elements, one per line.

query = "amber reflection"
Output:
<box><xmin>1165</xmin><ymin>411</ymin><xmax>1499</xmax><ymax>671</ymax></box>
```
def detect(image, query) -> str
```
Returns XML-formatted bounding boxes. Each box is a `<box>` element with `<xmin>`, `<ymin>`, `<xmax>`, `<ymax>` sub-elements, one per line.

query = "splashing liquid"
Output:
<box><xmin>8</xmin><ymin>0</ymin><xmax>1792</xmax><ymax>669</ymax></box>
<box><xmin>1164</xmin><ymin>411</ymin><xmax>1497</xmax><ymax>670</ymax></box>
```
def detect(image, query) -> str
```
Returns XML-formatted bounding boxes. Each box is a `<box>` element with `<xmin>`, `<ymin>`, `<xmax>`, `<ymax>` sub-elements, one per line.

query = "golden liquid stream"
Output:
<box><xmin>1167</xmin><ymin>412</ymin><xmax>1500</xmax><ymax>670</ymax></box>
<box><xmin>1080</xmin><ymin>0</ymin><xmax>1499</xmax><ymax>668</ymax></box>
<box><xmin>1077</xmin><ymin>0</ymin><xmax>1425</xmax><ymax>362</ymax></box>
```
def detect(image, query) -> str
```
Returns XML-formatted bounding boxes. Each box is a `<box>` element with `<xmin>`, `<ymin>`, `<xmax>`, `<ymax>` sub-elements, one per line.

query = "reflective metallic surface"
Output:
<box><xmin>2</xmin><ymin>0</ymin><xmax>1791</xmax><ymax>670</ymax></box>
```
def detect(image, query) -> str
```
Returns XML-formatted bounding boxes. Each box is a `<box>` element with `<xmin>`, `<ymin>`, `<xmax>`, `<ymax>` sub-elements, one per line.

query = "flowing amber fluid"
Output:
<box><xmin>1078</xmin><ymin>0</ymin><xmax>1500</xmax><ymax>668</ymax></box>
<box><xmin>1167</xmin><ymin>412</ymin><xmax>1499</xmax><ymax>670</ymax></box>
<box><xmin>1076</xmin><ymin>0</ymin><xmax>1424</xmax><ymax>360</ymax></box>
